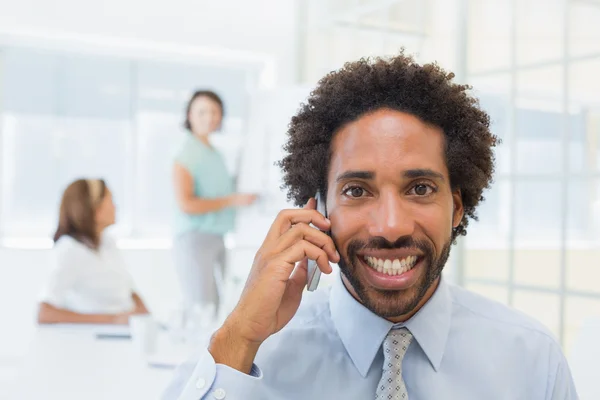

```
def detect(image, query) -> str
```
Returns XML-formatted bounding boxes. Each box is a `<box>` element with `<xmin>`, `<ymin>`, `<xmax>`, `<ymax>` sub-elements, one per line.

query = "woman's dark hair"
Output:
<box><xmin>53</xmin><ymin>179</ymin><xmax>107</xmax><ymax>249</ymax></box>
<box><xmin>183</xmin><ymin>90</ymin><xmax>225</xmax><ymax>132</ymax></box>
<box><xmin>278</xmin><ymin>52</ymin><xmax>498</xmax><ymax>241</ymax></box>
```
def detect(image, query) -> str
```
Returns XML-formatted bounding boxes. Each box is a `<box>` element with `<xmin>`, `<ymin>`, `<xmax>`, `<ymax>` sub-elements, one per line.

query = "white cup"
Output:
<box><xmin>129</xmin><ymin>315</ymin><xmax>159</xmax><ymax>356</ymax></box>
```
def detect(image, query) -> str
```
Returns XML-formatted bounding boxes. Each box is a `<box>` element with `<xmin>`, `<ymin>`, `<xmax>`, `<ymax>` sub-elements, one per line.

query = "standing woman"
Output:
<box><xmin>172</xmin><ymin>90</ymin><xmax>256</xmax><ymax>314</ymax></box>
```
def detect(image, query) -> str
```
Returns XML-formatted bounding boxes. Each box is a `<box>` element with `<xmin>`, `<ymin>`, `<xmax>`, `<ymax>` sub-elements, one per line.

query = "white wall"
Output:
<box><xmin>0</xmin><ymin>0</ymin><xmax>300</xmax><ymax>84</ymax></box>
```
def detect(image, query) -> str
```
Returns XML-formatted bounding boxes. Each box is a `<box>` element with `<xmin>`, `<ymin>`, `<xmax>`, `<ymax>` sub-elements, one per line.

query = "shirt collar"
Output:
<box><xmin>329</xmin><ymin>272</ymin><xmax>452</xmax><ymax>377</ymax></box>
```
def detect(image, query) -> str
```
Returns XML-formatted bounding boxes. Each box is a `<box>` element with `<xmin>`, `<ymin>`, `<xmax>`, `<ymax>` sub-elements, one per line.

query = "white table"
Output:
<box><xmin>10</xmin><ymin>324</ymin><xmax>186</xmax><ymax>400</ymax></box>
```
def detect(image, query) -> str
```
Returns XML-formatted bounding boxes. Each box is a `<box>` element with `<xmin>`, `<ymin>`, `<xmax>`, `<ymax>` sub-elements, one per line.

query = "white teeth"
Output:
<box><xmin>383</xmin><ymin>259</ymin><xmax>392</xmax><ymax>270</ymax></box>
<box><xmin>363</xmin><ymin>255</ymin><xmax>418</xmax><ymax>276</ymax></box>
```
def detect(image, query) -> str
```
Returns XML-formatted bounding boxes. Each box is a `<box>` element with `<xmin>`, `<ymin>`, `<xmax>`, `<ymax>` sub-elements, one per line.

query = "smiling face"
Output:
<box><xmin>326</xmin><ymin>108</ymin><xmax>464</xmax><ymax>321</ymax></box>
<box><xmin>188</xmin><ymin>95</ymin><xmax>223</xmax><ymax>136</ymax></box>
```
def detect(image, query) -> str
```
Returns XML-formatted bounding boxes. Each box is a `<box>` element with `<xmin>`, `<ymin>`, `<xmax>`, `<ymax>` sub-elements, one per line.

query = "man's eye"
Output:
<box><xmin>344</xmin><ymin>186</ymin><xmax>365</xmax><ymax>198</ymax></box>
<box><xmin>412</xmin><ymin>184</ymin><xmax>433</xmax><ymax>196</ymax></box>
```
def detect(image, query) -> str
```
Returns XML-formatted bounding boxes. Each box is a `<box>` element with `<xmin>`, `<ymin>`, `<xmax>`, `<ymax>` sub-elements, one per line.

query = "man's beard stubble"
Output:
<box><xmin>335</xmin><ymin>235</ymin><xmax>452</xmax><ymax>319</ymax></box>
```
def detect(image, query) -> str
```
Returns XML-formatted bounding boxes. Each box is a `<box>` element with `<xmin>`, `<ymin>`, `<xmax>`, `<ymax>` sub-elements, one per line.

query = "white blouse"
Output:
<box><xmin>40</xmin><ymin>235</ymin><xmax>136</xmax><ymax>314</ymax></box>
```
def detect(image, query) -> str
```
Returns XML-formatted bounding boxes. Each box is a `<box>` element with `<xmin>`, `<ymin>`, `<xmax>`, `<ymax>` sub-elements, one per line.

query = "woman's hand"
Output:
<box><xmin>230</xmin><ymin>193</ymin><xmax>259</xmax><ymax>207</ymax></box>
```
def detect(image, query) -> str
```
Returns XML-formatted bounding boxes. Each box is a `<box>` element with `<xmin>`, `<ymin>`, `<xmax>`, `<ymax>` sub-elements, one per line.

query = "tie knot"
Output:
<box><xmin>383</xmin><ymin>328</ymin><xmax>413</xmax><ymax>363</ymax></box>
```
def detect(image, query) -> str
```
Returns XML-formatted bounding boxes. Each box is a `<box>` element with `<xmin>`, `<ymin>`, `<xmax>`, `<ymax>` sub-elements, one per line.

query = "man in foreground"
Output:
<box><xmin>163</xmin><ymin>53</ymin><xmax>578</xmax><ymax>399</ymax></box>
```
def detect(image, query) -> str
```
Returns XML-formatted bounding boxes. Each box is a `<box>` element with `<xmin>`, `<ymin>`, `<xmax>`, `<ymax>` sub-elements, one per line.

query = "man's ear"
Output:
<box><xmin>452</xmin><ymin>189</ymin><xmax>464</xmax><ymax>229</ymax></box>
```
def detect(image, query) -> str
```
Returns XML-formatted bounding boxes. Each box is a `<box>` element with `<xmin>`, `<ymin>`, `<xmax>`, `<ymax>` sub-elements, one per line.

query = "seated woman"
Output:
<box><xmin>38</xmin><ymin>179</ymin><xmax>148</xmax><ymax>324</ymax></box>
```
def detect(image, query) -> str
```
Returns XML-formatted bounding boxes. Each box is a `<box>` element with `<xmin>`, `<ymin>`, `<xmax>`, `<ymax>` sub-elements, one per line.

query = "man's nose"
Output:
<box><xmin>367</xmin><ymin>191</ymin><xmax>416</xmax><ymax>243</ymax></box>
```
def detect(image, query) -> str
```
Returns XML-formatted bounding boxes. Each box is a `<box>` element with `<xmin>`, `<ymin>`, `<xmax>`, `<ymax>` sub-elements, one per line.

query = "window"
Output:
<box><xmin>462</xmin><ymin>0</ymin><xmax>600</xmax><ymax>352</ymax></box>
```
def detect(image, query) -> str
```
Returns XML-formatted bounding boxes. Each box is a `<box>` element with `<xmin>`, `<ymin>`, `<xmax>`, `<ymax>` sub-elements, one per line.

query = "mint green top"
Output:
<box><xmin>173</xmin><ymin>135</ymin><xmax>235</xmax><ymax>236</ymax></box>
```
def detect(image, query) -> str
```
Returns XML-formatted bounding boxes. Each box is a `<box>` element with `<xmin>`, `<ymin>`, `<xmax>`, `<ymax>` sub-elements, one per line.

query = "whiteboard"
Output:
<box><xmin>231</xmin><ymin>86</ymin><xmax>313</xmax><ymax>248</ymax></box>
<box><xmin>236</xmin><ymin>85</ymin><xmax>313</xmax><ymax>213</ymax></box>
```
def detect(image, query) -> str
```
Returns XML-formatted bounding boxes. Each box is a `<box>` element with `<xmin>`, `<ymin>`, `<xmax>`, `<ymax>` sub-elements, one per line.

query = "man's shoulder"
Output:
<box><xmin>448</xmin><ymin>284</ymin><xmax>576</xmax><ymax>396</ymax></box>
<box><xmin>449</xmin><ymin>283</ymin><xmax>559</xmax><ymax>346</ymax></box>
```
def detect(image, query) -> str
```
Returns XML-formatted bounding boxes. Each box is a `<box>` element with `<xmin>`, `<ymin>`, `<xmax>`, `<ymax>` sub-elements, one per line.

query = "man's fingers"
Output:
<box><xmin>288</xmin><ymin>258</ymin><xmax>308</xmax><ymax>288</ymax></box>
<box><xmin>283</xmin><ymin>258</ymin><xmax>308</xmax><ymax>302</ymax></box>
<box><xmin>274</xmin><ymin>222</ymin><xmax>339</xmax><ymax>263</ymax></box>
<box><xmin>279</xmin><ymin>241</ymin><xmax>333</xmax><ymax>274</ymax></box>
<box><xmin>264</xmin><ymin>207</ymin><xmax>331</xmax><ymax>242</ymax></box>
<box><xmin>303</xmin><ymin>197</ymin><xmax>316</xmax><ymax>210</ymax></box>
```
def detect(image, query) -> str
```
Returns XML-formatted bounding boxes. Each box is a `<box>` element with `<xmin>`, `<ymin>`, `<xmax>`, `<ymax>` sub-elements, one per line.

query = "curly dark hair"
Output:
<box><xmin>278</xmin><ymin>52</ymin><xmax>498</xmax><ymax>240</ymax></box>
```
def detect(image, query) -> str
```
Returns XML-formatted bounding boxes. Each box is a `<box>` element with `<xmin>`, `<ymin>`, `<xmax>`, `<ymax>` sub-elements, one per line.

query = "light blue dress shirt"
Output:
<box><xmin>163</xmin><ymin>274</ymin><xmax>578</xmax><ymax>400</ymax></box>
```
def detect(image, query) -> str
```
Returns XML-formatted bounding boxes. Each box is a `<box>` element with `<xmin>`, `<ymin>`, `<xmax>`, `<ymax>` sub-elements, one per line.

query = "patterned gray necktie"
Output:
<box><xmin>375</xmin><ymin>328</ymin><xmax>413</xmax><ymax>400</ymax></box>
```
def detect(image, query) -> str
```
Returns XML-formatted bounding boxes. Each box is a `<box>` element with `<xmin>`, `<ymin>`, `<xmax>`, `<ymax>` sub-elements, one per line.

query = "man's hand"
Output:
<box><xmin>209</xmin><ymin>198</ymin><xmax>339</xmax><ymax>373</ymax></box>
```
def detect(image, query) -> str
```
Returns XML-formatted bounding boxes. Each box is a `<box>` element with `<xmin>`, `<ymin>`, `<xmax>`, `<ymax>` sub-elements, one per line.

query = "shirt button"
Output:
<box><xmin>213</xmin><ymin>388</ymin><xmax>226</xmax><ymax>399</ymax></box>
<box><xmin>195</xmin><ymin>378</ymin><xmax>206</xmax><ymax>389</ymax></box>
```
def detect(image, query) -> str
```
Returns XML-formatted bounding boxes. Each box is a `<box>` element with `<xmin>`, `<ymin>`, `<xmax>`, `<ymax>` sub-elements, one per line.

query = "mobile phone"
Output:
<box><xmin>306</xmin><ymin>191</ymin><xmax>328</xmax><ymax>292</ymax></box>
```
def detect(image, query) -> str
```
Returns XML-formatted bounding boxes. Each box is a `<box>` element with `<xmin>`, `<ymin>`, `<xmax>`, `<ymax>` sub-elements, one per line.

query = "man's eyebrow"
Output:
<box><xmin>403</xmin><ymin>169</ymin><xmax>445</xmax><ymax>181</ymax></box>
<box><xmin>335</xmin><ymin>170</ymin><xmax>375</xmax><ymax>183</ymax></box>
<box><xmin>335</xmin><ymin>169</ymin><xmax>445</xmax><ymax>183</ymax></box>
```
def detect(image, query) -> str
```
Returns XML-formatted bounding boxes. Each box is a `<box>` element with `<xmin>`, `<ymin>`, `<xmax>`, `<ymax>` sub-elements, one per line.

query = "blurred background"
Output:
<box><xmin>1</xmin><ymin>0</ymin><xmax>600</xmax><ymax>398</ymax></box>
